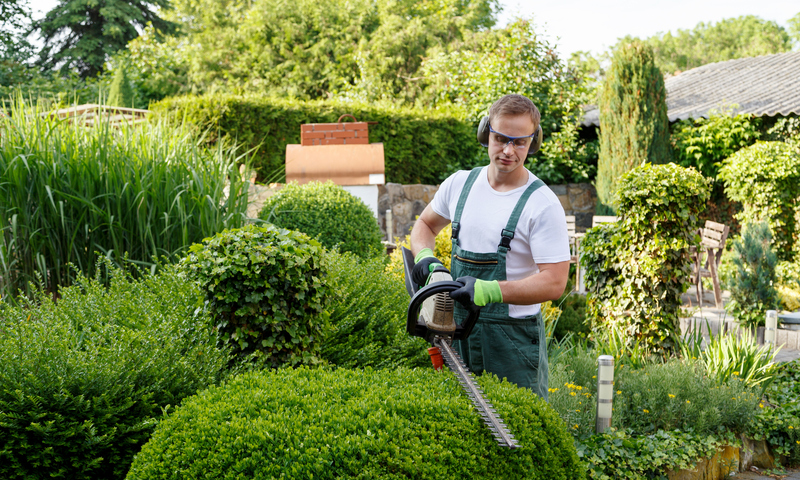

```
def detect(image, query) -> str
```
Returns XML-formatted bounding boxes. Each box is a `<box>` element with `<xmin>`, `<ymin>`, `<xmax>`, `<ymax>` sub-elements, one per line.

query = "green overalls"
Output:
<box><xmin>451</xmin><ymin>167</ymin><xmax>549</xmax><ymax>400</ymax></box>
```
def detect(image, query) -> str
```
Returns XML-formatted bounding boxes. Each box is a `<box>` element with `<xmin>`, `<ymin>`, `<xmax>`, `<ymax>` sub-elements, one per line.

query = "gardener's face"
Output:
<box><xmin>487</xmin><ymin>114</ymin><xmax>536</xmax><ymax>177</ymax></box>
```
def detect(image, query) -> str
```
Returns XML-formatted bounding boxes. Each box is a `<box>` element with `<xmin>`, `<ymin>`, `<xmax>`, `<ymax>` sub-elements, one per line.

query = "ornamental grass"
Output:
<box><xmin>0</xmin><ymin>98</ymin><xmax>249</xmax><ymax>300</ymax></box>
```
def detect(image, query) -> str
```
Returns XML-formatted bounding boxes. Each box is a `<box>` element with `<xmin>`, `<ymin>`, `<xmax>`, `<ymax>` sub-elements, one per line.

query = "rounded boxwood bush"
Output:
<box><xmin>127</xmin><ymin>367</ymin><xmax>585</xmax><ymax>480</ymax></box>
<box><xmin>259</xmin><ymin>181</ymin><xmax>383</xmax><ymax>257</ymax></box>
<box><xmin>180</xmin><ymin>224</ymin><xmax>329</xmax><ymax>367</ymax></box>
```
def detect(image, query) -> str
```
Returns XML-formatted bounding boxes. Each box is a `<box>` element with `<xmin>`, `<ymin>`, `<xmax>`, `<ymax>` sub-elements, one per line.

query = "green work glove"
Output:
<box><xmin>451</xmin><ymin>276</ymin><xmax>503</xmax><ymax>309</ymax></box>
<box><xmin>411</xmin><ymin>248</ymin><xmax>447</xmax><ymax>288</ymax></box>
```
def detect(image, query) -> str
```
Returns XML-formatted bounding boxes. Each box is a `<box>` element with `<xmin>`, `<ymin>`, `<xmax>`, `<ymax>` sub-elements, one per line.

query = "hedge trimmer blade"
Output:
<box><xmin>435</xmin><ymin>338</ymin><xmax>521</xmax><ymax>449</ymax></box>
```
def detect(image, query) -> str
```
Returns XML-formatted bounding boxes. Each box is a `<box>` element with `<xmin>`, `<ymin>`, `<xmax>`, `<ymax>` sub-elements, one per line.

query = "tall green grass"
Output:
<box><xmin>0</xmin><ymin>99</ymin><xmax>249</xmax><ymax>300</ymax></box>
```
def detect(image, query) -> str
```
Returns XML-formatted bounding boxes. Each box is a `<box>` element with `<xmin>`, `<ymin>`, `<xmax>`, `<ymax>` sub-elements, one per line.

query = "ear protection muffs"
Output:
<box><xmin>477</xmin><ymin>115</ymin><xmax>543</xmax><ymax>157</ymax></box>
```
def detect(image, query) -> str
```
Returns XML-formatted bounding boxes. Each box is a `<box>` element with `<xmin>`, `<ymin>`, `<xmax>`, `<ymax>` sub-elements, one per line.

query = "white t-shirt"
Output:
<box><xmin>431</xmin><ymin>167</ymin><xmax>570</xmax><ymax>317</ymax></box>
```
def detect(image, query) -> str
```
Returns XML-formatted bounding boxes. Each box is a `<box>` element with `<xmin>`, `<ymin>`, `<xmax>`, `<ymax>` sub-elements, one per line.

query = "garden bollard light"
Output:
<box><xmin>596</xmin><ymin>355</ymin><xmax>614</xmax><ymax>434</ymax></box>
<box><xmin>765</xmin><ymin>310</ymin><xmax>777</xmax><ymax>347</ymax></box>
<box><xmin>386</xmin><ymin>209</ymin><xmax>393</xmax><ymax>243</ymax></box>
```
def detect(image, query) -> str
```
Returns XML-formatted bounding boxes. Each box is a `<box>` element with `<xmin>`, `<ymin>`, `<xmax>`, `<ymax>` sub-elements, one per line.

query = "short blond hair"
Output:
<box><xmin>488</xmin><ymin>94</ymin><xmax>541</xmax><ymax>127</ymax></box>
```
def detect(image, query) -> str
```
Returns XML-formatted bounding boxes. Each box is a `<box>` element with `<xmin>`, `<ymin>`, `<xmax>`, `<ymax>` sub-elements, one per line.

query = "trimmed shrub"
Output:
<box><xmin>321</xmin><ymin>250</ymin><xmax>429</xmax><ymax>369</ymax></box>
<box><xmin>126</xmin><ymin>367</ymin><xmax>586</xmax><ymax>480</ymax></box>
<box><xmin>0</xmin><ymin>263</ymin><xmax>229</xmax><ymax>480</ymax></box>
<box><xmin>151</xmin><ymin>94</ymin><xmax>482</xmax><ymax>184</ymax></box>
<box><xmin>718</xmin><ymin>141</ymin><xmax>800</xmax><ymax>261</ymax></box>
<box><xmin>726</xmin><ymin>221</ymin><xmax>779</xmax><ymax>328</ymax></box>
<box><xmin>596</xmin><ymin>40</ymin><xmax>671</xmax><ymax>209</ymax></box>
<box><xmin>582</xmin><ymin>163</ymin><xmax>710</xmax><ymax>353</ymax></box>
<box><xmin>180</xmin><ymin>224</ymin><xmax>329</xmax><ymax>367</ymax></box>
<box><xmin>259</xmin><ymin>181</ymin><xmax>383</xmax><ymax>258</ymax></box>
<box><xmin>0</xmin><ymin>99</ymin><xmax>248</xmax><ymax>301</ymax></box>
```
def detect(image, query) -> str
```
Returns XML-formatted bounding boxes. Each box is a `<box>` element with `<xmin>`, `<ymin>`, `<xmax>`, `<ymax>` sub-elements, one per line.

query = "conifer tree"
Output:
<box><xmin>108</xmin><ymin>65</ymin><xmax>135</xmax><ymax>107</ymax></box>
<box><xmin>596</xmin><ymin>41</ymin><xmax>671</xmax><ymax>209</ymax></box>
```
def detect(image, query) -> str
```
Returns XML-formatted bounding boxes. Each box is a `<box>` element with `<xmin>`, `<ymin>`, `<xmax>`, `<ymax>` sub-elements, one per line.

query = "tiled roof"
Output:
<box><xmin>581</xmin><ymin>51</ymin><xmax>800</xmax><ymax>127</ymax></box>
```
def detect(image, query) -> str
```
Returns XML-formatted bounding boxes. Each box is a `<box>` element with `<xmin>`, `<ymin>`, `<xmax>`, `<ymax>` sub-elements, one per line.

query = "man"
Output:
<box><xmin>409</xmin><ymin>94</ymin><xmax>570</xmax><ymax>399</ymax></box>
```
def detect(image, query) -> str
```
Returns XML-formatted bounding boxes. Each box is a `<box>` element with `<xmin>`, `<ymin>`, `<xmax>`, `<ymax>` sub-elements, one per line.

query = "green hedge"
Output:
<box><xmin>582</xmin><ymin>163</ymin><xmax>710</xmax><ymax>353</ymax></box>
<box><xmin>127</xmin><ymin>367</ymin><xmax>586</xmax><ymax>479</ymax></box>
<box><xmin>321</xmin><ymin>250</ymin><xmax>429</xmax><ymax>369</ymax></box>
<box><xmin>0</xmin><ymin>263</ymin><xmax>229</xmax><ymax>480</ymax></box>
<box><xmin>151</xmin><ymin>94</ymin><xmax>484</xmax><ymax>185</ymax></box>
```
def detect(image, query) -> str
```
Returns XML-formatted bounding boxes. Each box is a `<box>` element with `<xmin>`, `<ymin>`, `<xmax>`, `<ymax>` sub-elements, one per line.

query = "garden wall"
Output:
<box><xmin>379</xmin><ymin>182</ymin><xmax>598</xmax><ymax>240</ymax></box>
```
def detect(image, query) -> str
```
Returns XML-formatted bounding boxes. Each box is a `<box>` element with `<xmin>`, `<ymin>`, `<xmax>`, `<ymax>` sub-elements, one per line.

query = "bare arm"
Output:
<box><xmin>498</xmin><ymin>261</ymin><xmax>570</xmax><ymax>305</ymax></box>
<box><xmin>409</xmin><ymin>204</ymin><xmax>451</xmax><ymax>257</ymax></box>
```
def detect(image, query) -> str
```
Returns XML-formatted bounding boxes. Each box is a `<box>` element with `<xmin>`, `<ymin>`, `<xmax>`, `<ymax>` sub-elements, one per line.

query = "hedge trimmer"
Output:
<box><xmin>401</xmin><ymin>247</ymin><xmax>520</xmax><ymax>449</ymax></box>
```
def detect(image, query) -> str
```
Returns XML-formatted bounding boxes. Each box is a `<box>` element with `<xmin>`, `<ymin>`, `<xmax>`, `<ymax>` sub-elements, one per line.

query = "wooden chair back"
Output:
<box><xmin>565</xmin><ymin>215</ymin><xmax>576</xmax><ymax>238</ymax></box>
<box><xmin>699</xmin><ymin>220</ymin><xmax>730</xmax><ymax>270</ymax></box>
<box><xmin>592</xmin><ymin>215</ymin><xmax>618</xmax><ymax>228</ymax></box>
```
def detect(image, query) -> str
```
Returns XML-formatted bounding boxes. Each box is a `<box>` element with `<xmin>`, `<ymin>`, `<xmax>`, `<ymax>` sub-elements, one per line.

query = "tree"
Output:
<box><xmin>108</xmin><ymin>63</ymin><xmax>134</xmax><ymax>107</ymax></box>
<box><xmin>33</xmin><ymin>0</ymin><xmax>177</xmax><ymax>79</ymax></box>
<box><xmin>624</xmin><ymin>15</ymin><xmax>791</xmax><ymax>75</ymax></box>
<box><xmin>596</xmin><ymin>41</ymin><xmax>671</xmax><ymax>208</ymax></box>
<box><xmin>789</xmin><ymin>12</ymin><xmax>800</xmax><ymax>49</ymax></box>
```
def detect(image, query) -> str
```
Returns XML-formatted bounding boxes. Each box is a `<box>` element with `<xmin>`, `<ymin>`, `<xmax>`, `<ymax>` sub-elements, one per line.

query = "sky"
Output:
<box><xmin>27</xmin><ymin>0</ymin><xmax>800</xmax><ymax>59</ymax></box>
<box><xmin>497</xmin><ymin>0</ymin><xmax>799</xmax><ymax>57</ymax></box>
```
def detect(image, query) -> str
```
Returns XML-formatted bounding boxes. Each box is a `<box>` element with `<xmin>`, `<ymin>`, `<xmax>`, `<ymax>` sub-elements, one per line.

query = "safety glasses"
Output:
<box><xmin>489</xmin><ymin>126</ymin><xmax>536</xmax><ymax>150</ymax></box>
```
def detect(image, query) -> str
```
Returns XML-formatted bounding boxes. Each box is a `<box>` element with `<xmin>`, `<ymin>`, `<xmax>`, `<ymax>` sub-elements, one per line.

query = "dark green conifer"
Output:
<box><xmin>596</xmin><ymin>41</ymin><xmax>671</xmax><ymax>208</ymax></box>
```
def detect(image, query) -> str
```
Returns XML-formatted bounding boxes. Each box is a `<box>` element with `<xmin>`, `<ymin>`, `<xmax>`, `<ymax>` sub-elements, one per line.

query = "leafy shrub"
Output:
<box><xmin>577</xmin><ymin>429</ymin><xmax>736</xmax><ymax>480</ymax></box>
<box><xmin>726</xmin><ymin>221</ymin><xmax>779</xmax><ymax>328</ymax></box>
<box><xmin>776</xmin><ymin>260</ymin><xmax>800</xmax><ymax>311</ymax></box>
<box><xmin>718</xmin><ymin>141</ymin><xmax>800</xmax><ymax>261</ymax></box>
<box><xmin>754</xmin><ymin>359</ymin><xmax>800</xmax><ymax>465</ymax></box>
<box><xmin>180</xmin><ymin>224</ymin><xmax>329</xmax><ymax>367</ymax></box>
<box><xmin>0</xmin><ymin>99</ymin><xmax>248</xmax><ymax>301</ymax></box>
<box><xmin>259</xmin><ymin>181</ymin><xmax>383</xmax><ymax>258</ymax></box>
<box><xmin>321</xmin><ymin>250</ymin><xmax>428</xmax><ymax>369</ymax></box>
<box><xmin>127</xmin><ymin>367</ymin><xmax>586</xmax><ymax>480</ymax></box>
<box><xmin>671</xmin><ymin>108</ymin><xmax>761</xmax><ymax>180</ymax></box>
<box><xmin>0</xmin><ymin>263</ymin><xmax>229</xmax><ymax>480</ymax></box>
<box><xmin>596</xmin><ymin>40</ymin><xmax>671</xmax><ymax>208</ymax></box>
<box><xmin>582</xmin><ymin>163</ymin><xmax>710</xmax><ymax>353</ymax></box>
<box><xmin>152</xmin><ymin>94</ymin><xmax>482</xmax><ymax>184</ymax></box>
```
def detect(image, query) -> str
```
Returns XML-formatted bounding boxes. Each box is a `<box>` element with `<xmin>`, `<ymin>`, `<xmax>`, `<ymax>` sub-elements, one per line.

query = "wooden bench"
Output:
<box><xmin>592</xmin><ymin>215</ymin><xmax>618</xmax><ymax>228</ymax></box>
<box><xmin>693</xmin><ymin>220</ymin><xmax>730</xmax><ymax>309</ymax></box>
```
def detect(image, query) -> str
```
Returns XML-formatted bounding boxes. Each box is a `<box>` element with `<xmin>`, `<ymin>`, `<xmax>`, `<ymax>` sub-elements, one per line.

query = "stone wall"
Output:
<box><xmin>378</xmin><ymin>182</ymin><xmax>598</xmax><ymax>241</ymax></box>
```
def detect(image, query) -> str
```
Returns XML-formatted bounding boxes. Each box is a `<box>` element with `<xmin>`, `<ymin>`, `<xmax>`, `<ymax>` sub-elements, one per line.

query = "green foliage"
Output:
<box><xmin>753</xmin><ymin>359</ymin><xmax>800</xmax><ymax>464</ymax></box>
<box><xmin>621</xmin><ymin>15</ymin><xmax>792</xmax><ymax>76</ymax></box>
<box><xmin>33</xmin><ymin>0</ymin><xmax>177</xmax><ymax>78</ymax></box>
<box><xmin>790</xmin><ymin>12</ymin><xmax>800</xmax><ymax>49</ymax></box>
<box><xmin>127</xmin><ymin>367</ymin><xmax>586</xmax><ymax>480</ymax></box>
<box><xmin>582</xmin><ymin>163</ymin><xmax>710</xmax><ymax>353</ymax></box>
<box><xmin>680</xmin><ymin>325</ymin><xmax>780</xmax><ymax>394</ymax></box>
<box><xmin>107</xmin><ymin>63</ymin><xmax>135</xmax><ymax>107</ymax></box>
<box><xmin>0</xmin><ymin>99</ymin><xmax>248</xmax><ymax>301</ymax></box>
<box><xmin>0</xmin><ymin>263</ymin><xmax>229</xmax><ymax>480</ymax></box>
<box><xmin>152</xmin><ymin>94</ymin><xmax>481</xmax><ymax>184</ymax></box>
<box><xmin>719</xmin><ymin>141</ymin><xmax>800</xmax><ymax>261</ymax></box>
<box><xmin>576</xmin><ymin>429</ymin><xmax>736</xmax><ymax>480</ymax></box>
<box><xmin>596</xmin><ymin>41</ymin><xmax>671</xmax><ymax>207</ymax></box>
<box><xmin>321</xmin><ymin>250</ymin><xmax>429</xmax><ymax>369</ymax></box>
<box><xmin>553</xmin><ymin>293</ymin><xmax>590</xmax><ymax>341</ymax></box>
<box><xmin>180</xmin><ymin>224</ymin><xmax>330</xmax><ymax>367</ymax></box>
<box><xmin>726</xmin><ymin>222</ymin><xmax>779</xmax><ymax>328</ymax></box>
<box><xmin>260</xmin><ymin>182</ymin><xmax>383</xmax><ymax>258</ymax></box>
<box><xmin>670</xmin><ymin>108</ymin><xmax>762</xmax><ymax>180</ymax></box>
<box><xmin>531</xmin><ymin>120</ymin><xmax>598</xmax><ymax>185</ymax></box>
<box><xmin>163</xmin><ymin>0</ymin><xmax>497</xmax><ymax>103</ymax></box>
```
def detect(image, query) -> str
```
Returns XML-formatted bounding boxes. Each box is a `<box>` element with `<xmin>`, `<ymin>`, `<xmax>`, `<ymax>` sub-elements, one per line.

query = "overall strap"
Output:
<box><xmin>498</xmin><ymin>179</ymin><xmax>545</xmax><ymax>251</ymax></box>
<box><xmin>451</xmin><ymin>167</ymin><xmax>483</xmax><ymax>242</ymax></box>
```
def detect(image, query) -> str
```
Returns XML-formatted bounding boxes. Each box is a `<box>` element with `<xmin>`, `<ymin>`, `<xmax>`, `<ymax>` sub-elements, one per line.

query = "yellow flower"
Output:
<box><xmin>570</xmin><ymin>392</ymin><xmax>577</xmax><ymax>396</ymax></box>
<box><xmin>616</xmin><ymin>390</ymin><xmax>621</xmax><ymax>395</ymax></box>
<box><xmin>668</xmin><ymin>394</ymin><xmax>675</xmax><ymax>398</ymax></box>
<box><xmin>643</xmin><ymin>409</ymin><xmax>649</xmax><ymax>413</ymax></box>
<box><xmin>790</xmin><ymin>426</ymin><xmax>794</xmax><ymax>429</ymax></box>
<box><xmin>593</xmin><ymin>375</ymin><xmax>597</xmax><ymax>379</ymax></box>
<box><xmin>760</xmin><ymin>403</ymin><xmax>764</xmax><ymax>408</ymax></box>
<box><xmin>686</xmin><ymin>400</ymin><xmax>691</xmax><ymax>404</ymax></box>
<box><xmin>574</xmin><ymin>425</ymin><xmax>579</xmax><ymax>429</ymax></box>
<box><xmin>732</xmin><ymin>371</ymin><xmax>739</xmax><ymax>376</ymax></box>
